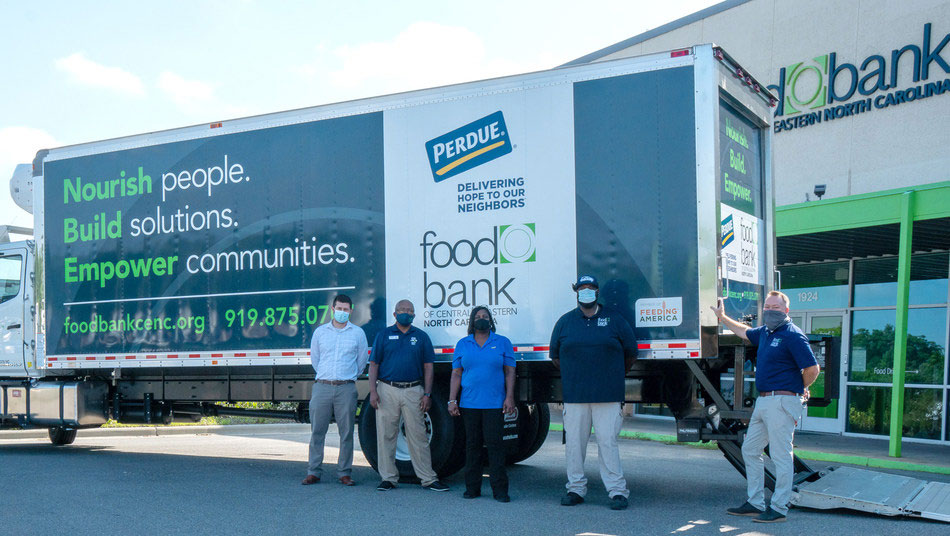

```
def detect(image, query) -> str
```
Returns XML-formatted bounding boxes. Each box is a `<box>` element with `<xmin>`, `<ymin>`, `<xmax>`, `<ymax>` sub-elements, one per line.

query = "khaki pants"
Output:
<box><xmin>741</xmin><ymin>395</ymin><xmax>804</xmax><ymax>515</ymax></box>
<box><xmin>375</xmin><ymin>382</ymin><xmax>437</xmax><ymax>485</ymax></box>
<box><xmin>563</xmin><ymin>402</ymin><xmax>629</xmax><ymax>498</ymax></box>
<box><xmin>307</xmin><ymin>382</ymin><xmax>357</xmax><ymax>478</ymax></box>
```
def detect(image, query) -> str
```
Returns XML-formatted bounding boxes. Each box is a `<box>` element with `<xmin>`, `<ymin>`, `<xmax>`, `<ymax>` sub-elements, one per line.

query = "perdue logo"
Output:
<box><xmin>425</xmin><ymin>111</ymin><xmax>512</xmax><ymax>182</ymax></box>
<box><xmin>720</xmin><ymin>214</ymin><xmax>735</xmax><ymax>248</ymax></box>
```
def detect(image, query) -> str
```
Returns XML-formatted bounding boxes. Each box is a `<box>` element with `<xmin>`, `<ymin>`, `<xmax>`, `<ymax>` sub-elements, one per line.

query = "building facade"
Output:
<box><xmin>572</xmin><ymin>0</ymin><xmax>950</xmax><ymax>447</ymax></box>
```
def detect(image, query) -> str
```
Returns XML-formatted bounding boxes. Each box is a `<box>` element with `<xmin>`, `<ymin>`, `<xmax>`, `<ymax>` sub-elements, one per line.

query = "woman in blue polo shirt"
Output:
<box><xmin>448</xmin><ymin>306</ymin><xmax>516</xmax><ymax>502</ymax></box>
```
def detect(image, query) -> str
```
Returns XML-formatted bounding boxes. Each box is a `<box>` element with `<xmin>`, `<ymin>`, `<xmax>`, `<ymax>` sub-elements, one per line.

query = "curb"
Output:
<box><xmin>0</xmin><ymin>423</ymin><xmax>309</xmax><ymax>441</ymax></box>
<box><xmin>548</xmin><ymin>423</ymin><xmax>950</xmax><ymax>476</ymax></box>
<box><xmin>793</xmin><ymin>449</ymin><xmax>950</xmax><ymax>476</ymax></box>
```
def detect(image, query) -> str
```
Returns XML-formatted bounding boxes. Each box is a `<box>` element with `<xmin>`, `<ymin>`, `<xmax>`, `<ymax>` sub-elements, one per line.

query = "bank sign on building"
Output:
<box><xmin>773</xmin><ymin>23</ymin><xmax>950</xmax><ymax>133</ymax></box>
<box><xmin>570</xmin><ymin>0</ymin><xmax>950</xmax><ymax>447</ymax></box>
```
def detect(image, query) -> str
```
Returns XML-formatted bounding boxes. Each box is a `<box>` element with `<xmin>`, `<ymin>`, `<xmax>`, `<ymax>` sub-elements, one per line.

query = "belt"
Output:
<box><xmin>315</xmin><ymin>379</ymin><xmax>355</xmax><ymax>385</ymax></box>
<box><xmin>378</xmin><ymin>379</ymin><xmax>422</xmax><ymax>388</ymax></box>
<box><xmin>758</xmin><ymin>390</ymin><xmax>800</xmax><ymax>397</ymax></box>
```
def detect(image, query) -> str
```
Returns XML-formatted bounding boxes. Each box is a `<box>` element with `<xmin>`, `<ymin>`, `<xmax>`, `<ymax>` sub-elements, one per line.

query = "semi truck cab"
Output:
<box><xmin>0</xmin><ymin>239</ymin><xmax>33</xmax><ymax>379</ymax></box>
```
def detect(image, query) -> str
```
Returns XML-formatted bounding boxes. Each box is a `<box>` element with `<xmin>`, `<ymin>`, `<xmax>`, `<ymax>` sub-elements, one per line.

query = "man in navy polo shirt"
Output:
<box><xmin>368</xmin><ymin>299</ymin><xmax>449</xmax><ymax>492</ymax></box>
<box><xmin>712</xmin><ymin>290</ymin><xmax>819</xmax><ymax>524</ymax></box>
<box><xmin>550</xmin><ymin>275</ymin><xmax>637</xmax><ymax>511</ymax></box>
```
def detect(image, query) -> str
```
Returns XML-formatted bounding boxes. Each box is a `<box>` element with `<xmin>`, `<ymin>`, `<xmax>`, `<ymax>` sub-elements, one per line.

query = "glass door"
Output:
<box><xmin>800</xmin><ymin>311</ymin><xmax>846</xmax><ymax>433</ymax></box>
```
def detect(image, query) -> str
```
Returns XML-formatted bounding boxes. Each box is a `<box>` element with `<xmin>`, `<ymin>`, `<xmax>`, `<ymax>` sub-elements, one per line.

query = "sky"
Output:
<box><xmin>0</xmin><ymin>0</ymin><xmax>720</xmax><ymax>228</ymax></box>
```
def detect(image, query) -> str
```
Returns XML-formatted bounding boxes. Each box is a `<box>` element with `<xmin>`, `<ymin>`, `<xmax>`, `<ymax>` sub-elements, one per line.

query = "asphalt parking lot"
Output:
<box><xmin>1</xmin><ymin>427</ymin><xmax>946</xmax><ymax>536</ymax></box>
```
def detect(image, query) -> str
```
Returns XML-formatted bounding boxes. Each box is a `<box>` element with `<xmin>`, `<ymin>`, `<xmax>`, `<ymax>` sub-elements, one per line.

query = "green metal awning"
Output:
<box><xmin>777</xmin><ymin>181</ymin><xmax>950</xmax><ymax>237</ymax></box>
<box><xmin>776</xmin><ymin>182</ymin><xmax>950</xmax><ymax>265</ymax></box>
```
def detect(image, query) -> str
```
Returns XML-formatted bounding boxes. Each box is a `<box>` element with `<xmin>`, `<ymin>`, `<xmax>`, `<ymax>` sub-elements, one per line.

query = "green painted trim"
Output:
<box><xmin>775</xmin><ymin>181</ymin><xmax>950</xmax><ymax>236</ymax></box>
<box><xmin>547</xmin><ymin>422</ymin><xmax>715</xmax><ymax>449</ymax></box>
<box><xmin>794</xmin><ymin>449</ymin><xmax>950</xmax><ymax>476</ymax></box>
<box><xmin>889</xmin><ymin>192</ymin><xmax>915</xmax><ymax>458</ymax></box>
<box><xmin>548</xmin><ymin>423</ymin><xmax>950</xmax><ymax>476</ymax></box>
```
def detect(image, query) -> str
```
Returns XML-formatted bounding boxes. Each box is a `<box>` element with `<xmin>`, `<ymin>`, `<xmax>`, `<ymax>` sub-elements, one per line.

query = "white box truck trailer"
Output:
<box><xmin>0</xmin><ymin>44</ymin><xmax>788</xmax><ymax>480</ymax></box>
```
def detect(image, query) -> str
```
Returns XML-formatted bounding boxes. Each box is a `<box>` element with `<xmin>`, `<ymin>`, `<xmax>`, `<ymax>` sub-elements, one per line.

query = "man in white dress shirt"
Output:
<box><xmin>301</xmin><ymin>294</ymin><xmax>369</xmax><ymax>486</ymax></box>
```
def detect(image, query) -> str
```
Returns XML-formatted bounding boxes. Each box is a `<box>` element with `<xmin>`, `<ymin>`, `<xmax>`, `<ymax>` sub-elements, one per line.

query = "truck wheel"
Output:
<box><xmin>505</xmin><ymin>403</ymin><xmax>550</xmax><ymax>465</ymax></box>
<box><xmin>48</xmin><ymin>427</ymin><xmax>77</xmax><ymax>446</ymax></box>
<box><xmin>358</xmin><ymin>391</ymin><xmax>465</xmax><ymax>480</ymax></box>
<box><xmin>521</xmin><ymin>403</ymin><xmax>551</xmax><ymax>461</ymax></box>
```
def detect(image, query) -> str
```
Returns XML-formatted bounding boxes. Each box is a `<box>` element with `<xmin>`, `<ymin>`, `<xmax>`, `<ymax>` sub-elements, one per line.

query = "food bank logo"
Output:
<box><xmin>425</xmin><ymin>111</ymin><xmax>512</xmax><ymax>182</ymax></box>
<box><xmin>420</xmin><ymin>223</ymin><xmax>534</xmax><ymax>308</ymax></box>
<box><xmin>770</xmin><ymin>23</ymin><xmax>950</xmax><ymax>119</ymax></box>
<box><xmin>780</xmin><ymin>56</ymin><xmax>829</xmax><ymax>115</ymax></box>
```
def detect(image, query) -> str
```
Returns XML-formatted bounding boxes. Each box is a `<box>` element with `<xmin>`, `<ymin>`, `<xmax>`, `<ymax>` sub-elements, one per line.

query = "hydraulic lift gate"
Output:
<box><xmin>793</xmin><ymin>466</ymin><xmax>950</xmax><ymax>522</ymax></box>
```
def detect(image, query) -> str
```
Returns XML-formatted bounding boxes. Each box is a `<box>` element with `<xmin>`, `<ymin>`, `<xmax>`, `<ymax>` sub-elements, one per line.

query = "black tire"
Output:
<box><xmin>521</xmin><ymin>403</ymin><xmax>551</xmax><ymax>461</ymax></box>
<box><xmin>505</xmin><ymin>403</ymin><xmax>550</xmax><ymax>465</ymax></box>
<box><xmin>358</xmin><ymin>390</ymin><xmax>465</xmax><ymax>480</ymax></box>
<box><xmin>48</xmin><ymin>427</ymin><xmax>77</xmax><ymax>446</ymax></box>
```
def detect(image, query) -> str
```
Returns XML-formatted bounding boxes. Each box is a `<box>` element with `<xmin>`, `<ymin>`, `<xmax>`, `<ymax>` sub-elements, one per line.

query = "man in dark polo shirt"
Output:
<box><xmin>368</xmin><ymin>299</ymin><xmax>449</xmax><ymax>492</ymax></box>
<box><xmin>550</xmin><ymin>275</ymin><xmax>637</xmax><ymax>511</ymax></box>
<box><xmin>712</xmin><ymin>290</ymin><xmax>819</xmax><ymax>523</ymax></box>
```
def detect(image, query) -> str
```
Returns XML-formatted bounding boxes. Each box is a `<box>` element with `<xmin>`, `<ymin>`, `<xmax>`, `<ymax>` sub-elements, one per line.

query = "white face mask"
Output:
<box><xmin>577</xmin><ymin>289</ymin><xmax>597</xmax><ymax>305</ymax></box>
<box><xmin>333</xmin><ymin>310</ymin><xmax>350</xmax><ymax>324</ymax></box>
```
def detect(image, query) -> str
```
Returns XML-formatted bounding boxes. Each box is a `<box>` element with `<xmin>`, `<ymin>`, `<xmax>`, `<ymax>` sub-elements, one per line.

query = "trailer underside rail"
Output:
<box><xmin>792</xmin><ymin>465</ymin><xmax>950</xmax><ymax>522</ymax></box>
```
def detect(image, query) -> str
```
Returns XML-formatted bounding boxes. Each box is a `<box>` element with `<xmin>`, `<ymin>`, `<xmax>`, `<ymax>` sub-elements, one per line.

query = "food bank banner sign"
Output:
<box><xmin>772</xmin><ymin>23</ymin><xmax>950</xmax><ymax>133</ymax></box>
<box><xmin>384</xmin><ymin>87</ymin><xmax>578</xmax><ymax>348</ymax></box>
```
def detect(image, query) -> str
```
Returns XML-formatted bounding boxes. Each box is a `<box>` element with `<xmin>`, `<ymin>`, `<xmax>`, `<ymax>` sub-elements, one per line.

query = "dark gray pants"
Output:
<box><xmin>308</xmin><ymin>382</ymin><xmax>357</xmax><ymax>478</ymax></box>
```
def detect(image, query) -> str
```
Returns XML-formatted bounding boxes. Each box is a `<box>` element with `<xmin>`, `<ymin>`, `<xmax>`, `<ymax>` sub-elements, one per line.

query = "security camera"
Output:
<box><xmin>814</xmin><ymin>184</ymin><xmax>826</xmax><ymax>200</ymax></box>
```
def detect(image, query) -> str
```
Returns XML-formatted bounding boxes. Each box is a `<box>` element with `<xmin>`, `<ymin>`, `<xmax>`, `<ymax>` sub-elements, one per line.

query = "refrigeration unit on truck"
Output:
<box><xmin>1</xmin><ymin>44</ymin><xmax>782</xmax><ymax>479</ymax></box>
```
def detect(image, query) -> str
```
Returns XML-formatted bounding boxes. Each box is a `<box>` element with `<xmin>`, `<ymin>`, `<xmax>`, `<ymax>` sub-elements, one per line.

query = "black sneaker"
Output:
<box><xmin>560</xmin><ymin>492</ymin><xmax>585</xmax><ymax>506</ymax></box>
<box><xmin>376</xmin><ymin>480</ymin><xmax>396</xmax><ymax>491</ymax></box>
<box><xmin>609</xmin><ymin>495</ymin><xmax>628</xmax><ymax>510</ymax></box>
<box><xmin>753</xmin><ymin>508</ymin><xmax>787</xmax><ymax>523</ymax></box>
<box><xmin>463</xmin><ymin>490</ymin><xmax>481</xmax><ymax>499</ymax></box>
<box><xmin>424</xmin><ymin>480</ymin><xmax>450</xmax><ymax>492</ymax></box>
<box><xmin>493</xmin><ymin>493</ymin><xmax>511</xmax><ymax>503</ymax></box>
<box><xmin>727</xmin><ymin>501</ymin><xmax>763</xmax><ymax>516</ymax></box>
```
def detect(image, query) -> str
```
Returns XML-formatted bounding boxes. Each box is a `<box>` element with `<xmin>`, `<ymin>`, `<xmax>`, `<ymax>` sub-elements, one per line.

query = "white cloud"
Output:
<box><xmin>54</xmin><ymin>52</ymin><xmax>145</xmax><ymax>96</ymax></box>
<box><xmin>158</xmin><ymin>71</ymin><xmax>215</xmax><ymax>105</ymax></box>
<box><xmin>155</xmin><ymin>71</ymin><xmax>251</xmax><ymax>120</ymax></box>
<box><xmin>0</xmin><ymin>126</ymin><xmax>58</xmax><ymax>226</ymax></box>
<box><xmin>324</xmin><ymin>22</ymin><xmax>543</xmax><ymax>95</ymax></box>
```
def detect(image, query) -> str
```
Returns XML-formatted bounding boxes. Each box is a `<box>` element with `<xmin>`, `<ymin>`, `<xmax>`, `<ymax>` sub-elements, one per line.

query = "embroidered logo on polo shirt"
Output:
<box><xmin>410</xmin><ymin>337</ymin><xmax>418</xmax><ymax>345</ymax></box>
<box><xmin>598</xmin><ymin>318</ymin><xmax>609</xmax><ymax>327</ymax></box>
<box><xmin>771</xmin><ymin>339</ymin><xmax>781</xmax><ymax>347</ymax></box>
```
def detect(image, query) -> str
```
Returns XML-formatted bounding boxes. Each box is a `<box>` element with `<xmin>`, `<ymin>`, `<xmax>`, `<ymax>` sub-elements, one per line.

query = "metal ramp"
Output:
<box><xmin>792</xmin><ymin>465</ymin><xmax>950</xmax><ymax>522</ymax></box>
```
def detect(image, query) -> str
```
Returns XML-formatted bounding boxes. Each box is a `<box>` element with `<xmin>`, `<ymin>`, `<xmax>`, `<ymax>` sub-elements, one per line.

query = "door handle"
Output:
<box><xmin>7</xmin><ymin>324</ymin><xmax>20</xmax><ymax>329</ymax></box>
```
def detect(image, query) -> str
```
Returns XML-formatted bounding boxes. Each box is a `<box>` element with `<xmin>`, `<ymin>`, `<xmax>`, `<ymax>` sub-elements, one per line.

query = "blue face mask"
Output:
<box><xmin>577</xmin><ymin>289</ymin><xmax>597</xmax><ymax>305</ymax></box>
<box><xmin>396</xmin><ymin>312</ymin><xmax>414</xmax><ymax>326</ymax></box>
<box><xmin>333</xmin><ymin>310</ymin><xmax>350</xmax><ymax>324</ymax></box>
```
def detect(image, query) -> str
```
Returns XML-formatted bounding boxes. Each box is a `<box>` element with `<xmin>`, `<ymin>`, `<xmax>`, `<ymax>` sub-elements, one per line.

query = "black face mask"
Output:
<box><xmin>763</xmin><ymin>309</ymin><xmax>789</xmax><ymax>331</ymax></box>
<box><xmin>473</xmin><ymin>318</ymin><xmax>491</xmax><ymax>331</ymax></box>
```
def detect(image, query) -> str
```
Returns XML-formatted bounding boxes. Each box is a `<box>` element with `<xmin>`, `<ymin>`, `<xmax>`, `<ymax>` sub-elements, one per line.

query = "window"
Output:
<box><xmin>850</xmin><ymin>308</ymin><xmax>946</xmax><ymax>385</ymax></box>
<box><xmin>846</xmin><ymin>385</ymin><xmax>943</xmax><ymax>440</ymax></box>
<box><xmin>853</xmin><ymin>253</ymin><xmax>949</xmax><ymax>307</ymax></box>
<box><xmin>780</xmin><ymin>262</ymin><xmax>850</xmax><ymax>309</ymax></box>
<box><xmin>0</xmin><ymin>255</ymin><xmax>22</xmax><ymax>304</ymax></box>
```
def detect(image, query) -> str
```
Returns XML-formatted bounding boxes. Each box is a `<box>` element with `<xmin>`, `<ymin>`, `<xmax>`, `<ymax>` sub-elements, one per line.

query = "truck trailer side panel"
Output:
<box><xmin>34</xmin><ymin>49</ymin><xmax>761</xmax><ymax>368</ymax></box>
